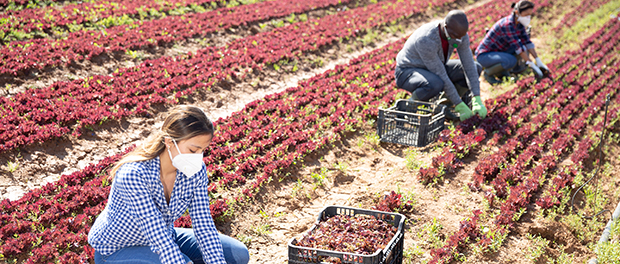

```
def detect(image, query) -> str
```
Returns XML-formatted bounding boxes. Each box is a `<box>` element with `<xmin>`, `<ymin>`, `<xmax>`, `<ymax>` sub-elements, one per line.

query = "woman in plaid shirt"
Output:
<box><xmin>88</xmin><ymin>105</ymin><xmax>249</xmax><ymax>264</ymax></box>
<box><xmin>475</xmin><ymin>0</ymin><xmax>550</xmax><ymax>84</ymax></box>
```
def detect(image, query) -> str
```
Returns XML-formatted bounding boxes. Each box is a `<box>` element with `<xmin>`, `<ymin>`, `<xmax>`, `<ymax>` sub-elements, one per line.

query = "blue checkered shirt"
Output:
<box><xmin>88</xmin><ymin>156</ymin><xmax>227</xmax><ymax>264</ymax></box>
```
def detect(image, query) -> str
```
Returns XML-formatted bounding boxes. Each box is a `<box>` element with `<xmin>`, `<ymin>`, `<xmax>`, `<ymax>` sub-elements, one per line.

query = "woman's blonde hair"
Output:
<box><xmin>108</xmin><ymin>105</ymin><xmax>215</xmax><ymax>180</ymax></box>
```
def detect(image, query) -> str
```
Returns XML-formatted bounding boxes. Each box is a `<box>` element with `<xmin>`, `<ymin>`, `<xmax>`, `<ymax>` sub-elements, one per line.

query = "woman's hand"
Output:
<box><xmin>526</xmin><ymin>60</ymin><xmax>543</xmax><ymax>78</ymax></box>
<box><xmin>535</xmin><ymin>57</ymin><xmax>549</xmax><ymax>72</ymax></box>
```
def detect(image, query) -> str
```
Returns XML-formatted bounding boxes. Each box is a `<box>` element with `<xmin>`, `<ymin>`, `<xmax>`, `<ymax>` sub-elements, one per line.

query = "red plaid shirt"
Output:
<box><xmin>475</xmin><ymin>14</ymin><xmax>532</xmax><ymax>56</ymax></box>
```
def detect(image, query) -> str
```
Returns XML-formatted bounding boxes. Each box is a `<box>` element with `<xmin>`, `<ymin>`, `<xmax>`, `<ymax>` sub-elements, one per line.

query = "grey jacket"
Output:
<box><xmin>396</xmin><ymin>21</ymin><xmax>480</xmax><ymax>105</ymax></box>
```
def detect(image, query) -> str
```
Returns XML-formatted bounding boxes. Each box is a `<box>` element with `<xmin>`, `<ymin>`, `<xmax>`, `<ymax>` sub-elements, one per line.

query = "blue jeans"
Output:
<box><xmin>94</xmin><ymin>228</ymin><xmax>250</xmax><ymax>264</ymax></box>
<box><xmin>394</xmin><ymin>60</ymin><xmax>482</xmax><ymax>101</ymax></box>
<box><xmin>476</xmin><ymin>50</ymin><xmax>518</xmax><ymax>70</ymax></box>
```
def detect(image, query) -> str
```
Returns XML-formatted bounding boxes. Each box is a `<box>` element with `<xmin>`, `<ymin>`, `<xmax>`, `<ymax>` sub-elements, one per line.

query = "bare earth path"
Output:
<box><xmin>4</xmin><ymin>0</ymin><xmax>616</xmax><ymax>263</ymax></box>
<box><xmin>0</xmin><ymin>0</ymin><xmax>485</xmax><ymax>202</ymax></box>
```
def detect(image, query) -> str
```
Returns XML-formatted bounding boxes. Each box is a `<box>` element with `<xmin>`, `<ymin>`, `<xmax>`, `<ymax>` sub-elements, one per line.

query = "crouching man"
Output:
<box><xmin>394</xmin><ymin>10</ymin><xmax>486</xmax><ymax>121</ymax></box>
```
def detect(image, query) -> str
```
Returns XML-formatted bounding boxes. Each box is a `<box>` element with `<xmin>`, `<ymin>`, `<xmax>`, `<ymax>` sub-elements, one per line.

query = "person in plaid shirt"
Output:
<box><xmin>88</xmin><ymin>105</ymin><xmax>249</xmax><ymax>264</ymax></box>
<box><xmin>475</xmin><ymin>0</ymin><xmax>549</xmax><ymax>84</ymax></box>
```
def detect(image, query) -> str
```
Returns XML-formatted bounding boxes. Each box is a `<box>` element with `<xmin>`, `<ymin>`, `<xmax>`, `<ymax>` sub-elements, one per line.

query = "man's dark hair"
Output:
<box><xmin>445</xmin><ymin>10</ymin><xmax>469</xmax><ymax>36</ymax></box>
<box><xmin>511</xmin><ymin>1</ymin><xmax>535</xmax><ymax>13</ymax></box>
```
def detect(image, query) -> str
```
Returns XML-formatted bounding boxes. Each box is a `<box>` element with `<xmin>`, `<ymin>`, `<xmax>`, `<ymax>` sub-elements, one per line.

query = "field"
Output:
<box><xmin>1</xmin><ymin>0</ymin><xmax>620</xmax><ymax>263</ymax></box>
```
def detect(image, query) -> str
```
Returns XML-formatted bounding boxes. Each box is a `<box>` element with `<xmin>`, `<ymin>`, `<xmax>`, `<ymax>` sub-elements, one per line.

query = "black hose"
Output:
<box><xmin>571</xmin><ymin>94</ymin><xmax>613</xmax><ymax>221</ymax></box>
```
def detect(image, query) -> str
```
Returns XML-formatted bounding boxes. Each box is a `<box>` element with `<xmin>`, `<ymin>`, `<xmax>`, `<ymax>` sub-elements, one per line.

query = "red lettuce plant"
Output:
<box><xmin>296</xmin><ymin>214</ymin><xmax>397</xmax><ymax>257</ymax></box>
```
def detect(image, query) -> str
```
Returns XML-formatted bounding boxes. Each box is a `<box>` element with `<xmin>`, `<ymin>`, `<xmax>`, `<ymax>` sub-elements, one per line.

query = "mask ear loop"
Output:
<box><xmin>164</xmin><ymin>135</ymin><xmax>183</xmax><ymax>154</ymax></box>
<box><xmin>171</xmin><ymin>138</ymin><xmax>183</xmax><ymax>154</ymax></box>
<box><xmin>162</xmin><ymin>135</ymin><xmax>176</xmax><ymax>161</ymax></box>
<box><xmin>443</xmin><ymin>22</ymin><xmax>451</xmax><ymax>41</ymax></box>
<box><xmin>162</xmin><ymin>132</ymin><xmax>184</xmax><ymax>159</ymax></box>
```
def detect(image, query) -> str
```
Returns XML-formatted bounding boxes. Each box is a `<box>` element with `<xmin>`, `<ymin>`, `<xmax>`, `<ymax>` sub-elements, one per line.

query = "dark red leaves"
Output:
<box><xmin>296</xmin><ymin>214</ymin><xmax>397</xmax><ymax>258</ymax></box>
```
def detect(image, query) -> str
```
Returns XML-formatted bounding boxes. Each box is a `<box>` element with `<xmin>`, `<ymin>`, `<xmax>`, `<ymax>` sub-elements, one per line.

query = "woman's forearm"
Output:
<box><xmin>528</xmin><ymin>48</ymin><xmax>539</xmax><ymax>59</ymax></box>
<box><xmin>519</xmin><ymin>51</ymin><xmax>530</xmax><ymax>62</ymax></box>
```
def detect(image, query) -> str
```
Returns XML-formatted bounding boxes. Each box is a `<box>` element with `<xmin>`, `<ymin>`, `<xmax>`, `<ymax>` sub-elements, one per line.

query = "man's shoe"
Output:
<box><xmin>483</xmin><ymin>63</ymin><xmax>509</xmax><ymax>85</ymax></box>
<box><xmin>484</xmin><ymin>72</ymin><xmax>503</xmax><ymax>85</ymax></box>
<box><xmin>511</xmin><ymin>60</ymin><xmax>527</xmax><ymax>74</ymax></box>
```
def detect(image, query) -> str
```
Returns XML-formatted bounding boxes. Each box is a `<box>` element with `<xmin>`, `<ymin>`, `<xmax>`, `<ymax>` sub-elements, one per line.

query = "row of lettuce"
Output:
<box><xmin>0</xmin><ymin>0</ymin><xmax>350</xmax><ymax>75</ymax></box>
<box><xmin>0</xmin><ymin>0</ymin><xmax>459</xmax><ymax>262</ymax></box>
<box><xmin>0</xmin><ymin>0</ymin><xmax>458</xmax><ymax>153</ymax></box>
<box><xmin>0</xmin><ymin>0</ymin><xmax>226</xmax><ymax>42</ymax></box>
<box><xmin>427</xmin><ymin>14</ymin><xmax>620</xmax><ymax>264</ymax></box>
<box><xmin>1</xmin><ymin>0</ymin><xmax>616</xmax><ymax>263</ymax></box>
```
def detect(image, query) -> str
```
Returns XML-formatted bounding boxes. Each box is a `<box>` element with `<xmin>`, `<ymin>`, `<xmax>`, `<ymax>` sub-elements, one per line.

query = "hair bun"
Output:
<box><xmin>510</xmin><ymin>2</ymin><xmax>517</xmax><ymax>8</ymax></box>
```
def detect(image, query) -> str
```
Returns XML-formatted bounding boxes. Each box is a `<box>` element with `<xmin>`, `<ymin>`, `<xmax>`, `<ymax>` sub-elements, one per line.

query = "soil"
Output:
<box><xmin>0</xmin><ymin>0</ymin><xmax>380</xmax><ymax>94</ymax></box>
<box><xmin>0</xmin><ymin>0</ymin><xmax>458</xmax><ymax>202</ymax></box>
<box><xmin>2</xmin><ymin>0</ymin><xmax>619</xmax><ymax>263</ymax></box>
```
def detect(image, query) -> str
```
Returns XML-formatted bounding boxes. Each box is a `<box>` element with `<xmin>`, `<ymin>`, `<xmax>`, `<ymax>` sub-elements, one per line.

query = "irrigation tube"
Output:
<box><xmin>587</xmin><ymin>200</ymin><xmax>620</xmax><ymax>264</ymax></box>
<box><xmin>589</xmin><ymin>12</ymin><xmax>620</xmax><ymax>263</ymax></box>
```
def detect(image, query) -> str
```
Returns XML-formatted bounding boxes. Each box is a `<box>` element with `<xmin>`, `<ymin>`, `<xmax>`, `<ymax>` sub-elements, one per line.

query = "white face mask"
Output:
<box><xmin>517</xmin><ymin>15</ymin><xmax>531</xmax><ymax>27</ymax></box>
<box><xmin>166</xmin><ymin>138</ymin><xmax>204</xmax><ymax>177</ymax></box>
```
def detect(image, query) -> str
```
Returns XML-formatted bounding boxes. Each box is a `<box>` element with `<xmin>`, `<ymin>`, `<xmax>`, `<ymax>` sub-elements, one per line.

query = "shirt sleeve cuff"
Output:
<box><xmin>525</xmin><ymin>43</ymin><xmax>535</xmax><ymax>50</ymax></box>
<box><xmin>515</xmin><ymin>47</ymin><xmax>524</xmax><ymax>54</ymax></box>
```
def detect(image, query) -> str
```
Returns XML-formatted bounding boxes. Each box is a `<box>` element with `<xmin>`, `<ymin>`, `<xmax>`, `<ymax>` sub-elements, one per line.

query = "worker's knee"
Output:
<box><xmin>415</xmin><ymin>79</ymin><xmax>444</xmax><ymax>101</ymax></box>
<box><xmin>504</xmin><ymin>56</ymin><xmax>518</xmax><ymax>70</ymax></box>
<box><xmin>475</xmin><ymin>61</ymin><xmax>483</xmax><ymax>76</ymax></box>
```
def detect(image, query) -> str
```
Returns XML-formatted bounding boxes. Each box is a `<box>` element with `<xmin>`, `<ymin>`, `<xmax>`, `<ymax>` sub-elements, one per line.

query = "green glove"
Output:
<box><xmin>454</xmin><ymin>102</ymin><xmax>474</xmax><ymax>121</ymax></box>
<box><xmin>471</xmin><ymin>96</ymin><xmax>488</xmax><ymax>119</ymax></box>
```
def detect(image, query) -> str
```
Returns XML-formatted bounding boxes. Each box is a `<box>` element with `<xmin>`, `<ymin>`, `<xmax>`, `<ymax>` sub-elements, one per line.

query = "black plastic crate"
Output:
<box><xmin>376</xmin><ymin>99</ymin><xmax>446</xmax><ymax>147</ymax></box>
<box><xmin>288</xmin><ymin>206</ymin><xmax>405</xmax><ymax>264</ymax></box>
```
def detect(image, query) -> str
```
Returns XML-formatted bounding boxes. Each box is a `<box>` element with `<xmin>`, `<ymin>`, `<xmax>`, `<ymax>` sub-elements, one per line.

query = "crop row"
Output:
<box><xmin>0</xmin><ymin>0</ymin><xmax>62</xmax><ymax>8</ymax></box>
<box><xmin>0</xmin><ymin>0</ymin><xmax>435</xmax><ymax>220</ymax></box>
<box><xmin>418</xmin><ymin>0</ymin><xmax>572</xmax><ymax>184</ymax></box>
<box><xmin>0</xmin><ymin>149</ymin><xmax>127</xmax><ymax>262</ymax></box>
<box><xmin>429</xmin><ymin>14</ymin><xmax>619</xmax><ymax>260</ymax></box>
<box><xmin>0</xmin><ymin>0</ymin><xmax>591</xmax><ymax>261</ymax></box>
<box><xmin>472</xmin><ymin>53</ymin><xmax>616</xmax><ymax>193</ymax></box>
<box><xmin>486</xmin><ymin>83</ymin><xmax>619</xmax><ymax>240</ymax></box>
<box><xmin>0</xmin><ymin>0</ymin><xmax>457</xmax><ymax>154</ymax></box>
<box><xmin>206</xmin><ymin>43</ymin><xmax>404</xmax><ymax>206</ymax></box>
<box><xmin>0</xmin><ymin>0</ymin><xmax>467</xmax><ymax>258</ymax></box>
<box><xmin>0</xmin><ymin>0</ymin><xmax>351</xmax><ymax>76</ymax></box>
<box><xmin>428</xmin><ymin>15</ymin><xmax>620</xmax><ymax>263</ymax></box>
<box><xmin>0</xmin><ymin>0</ymin><xmax>225</xmax><ymax>42</ymax></box>
<box><xmin>536</xmin><ymin>94</ymin><xmax>616</xmax><ymax>209</ymax></box>
<box><xmin>485</xmin><ymin>59</ymin><xmax>617</xmax><ymax>200</ymax></box>
<box><xmin>417</xmin><ymin>75</ymin><xmax>548</xmax><ymax>184</ymax></box>
<box><xmin>419</xmin><ymin>14</ymin><xmax>620</xmax><ymax>185</ymax></box>
<box><xmin>433</xmin><ymin>52</ymin><xmax>620</xmax><ymax>264</ymax></box>
<box><xmin>551</xmin><ymin>0</ymin><xmax>612</xmax><ymax>32</ymax></box>
<box><xmin>0</xmin><ymin>29</ymin><xmax>405</xmax><ymax>264</ymax></box>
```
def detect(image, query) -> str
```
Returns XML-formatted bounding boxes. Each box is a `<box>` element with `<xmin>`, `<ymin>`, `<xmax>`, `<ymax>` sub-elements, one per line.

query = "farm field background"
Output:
<box><xmin>1</xmin><ymin>0</ymin><xmax>620</xmax><ymax>263</ymax></box>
